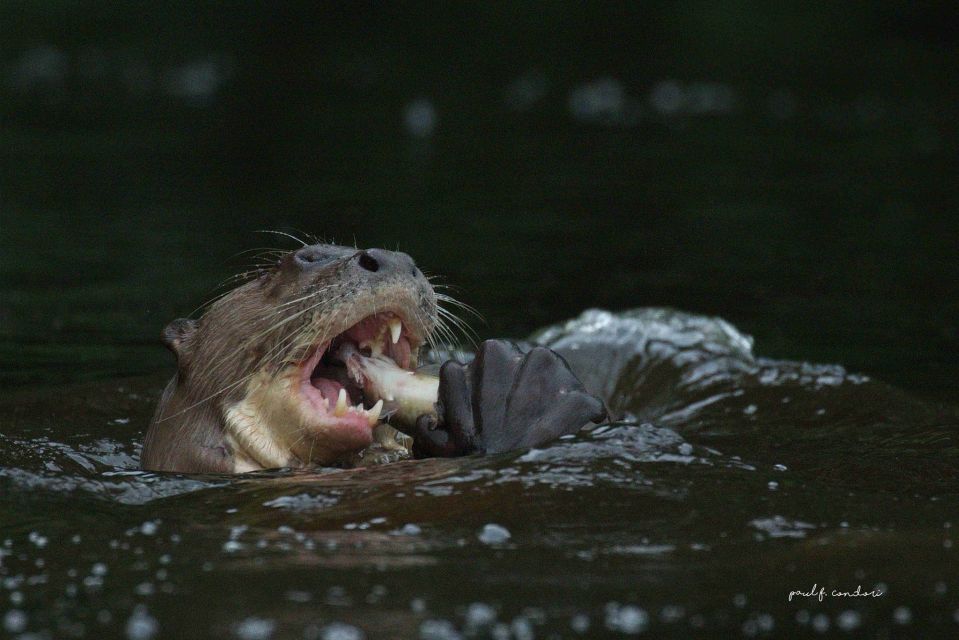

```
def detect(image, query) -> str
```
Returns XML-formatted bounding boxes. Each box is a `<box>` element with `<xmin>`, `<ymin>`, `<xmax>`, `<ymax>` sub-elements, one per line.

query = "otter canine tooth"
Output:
<box><xmin>367</xmin><ymin>399</ymin><xmax>384</xmax><ymax>426</ymax></box>
<box><xmin>389</xmin><ymin>318</ymin><xmax>402</xmax><ymax>345</ymax></box>
<box><xmin>334</xmin><ymin>388</ymin><xmax>348</xmax><ymax>417</ymax></box>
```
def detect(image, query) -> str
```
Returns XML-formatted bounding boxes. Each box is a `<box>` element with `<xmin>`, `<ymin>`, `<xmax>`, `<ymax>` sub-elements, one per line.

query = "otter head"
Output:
<box><xmin>142</xmin><ymin>244</ymin><xmax>437</xmax><ymax>473</ymax></box>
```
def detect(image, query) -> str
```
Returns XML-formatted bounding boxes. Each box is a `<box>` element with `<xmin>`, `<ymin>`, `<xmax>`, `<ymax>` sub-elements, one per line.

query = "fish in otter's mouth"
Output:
<box><xmin>297</xmin><ymin>311</ymin><xmax>439</xmax><ymax>437</ymax></box>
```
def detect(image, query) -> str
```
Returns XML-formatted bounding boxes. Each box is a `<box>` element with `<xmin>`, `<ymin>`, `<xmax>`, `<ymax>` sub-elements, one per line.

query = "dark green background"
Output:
<box><xmin>2</xmin><ymin>2</ymin><xmax>957</xmax><ymax>401</ymax></box>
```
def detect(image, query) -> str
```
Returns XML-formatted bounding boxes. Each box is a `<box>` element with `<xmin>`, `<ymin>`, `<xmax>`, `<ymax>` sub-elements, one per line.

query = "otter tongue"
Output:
<box><xmin>338</xmin><ymin>343</ymin><xmax>439</xmax><ymax>428</ymax></box>
<box><xmin>311</xmin><ymin>378</ymin><xmax>344</xmax><ymax>406</ymax></box>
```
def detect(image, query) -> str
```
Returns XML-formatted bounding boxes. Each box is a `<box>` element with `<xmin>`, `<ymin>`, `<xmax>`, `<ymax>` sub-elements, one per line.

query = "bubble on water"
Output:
<box><xmin>7</xmin><ymin>46</ymin><xmax>69</xmax><ymax>96</ymax></box>
<box><xmin>233</xmin><ymin>617</ymin><xmax>276</xmax><ymax>640</ymax></box>
<box><xmin>510</xmin><ymin>616</ymin><xmax>534</xmax><ymax>640</ymax></box>
<box><xmin>811</xmin><ymin>613</ymin><xmax>829</xmax><ymax>633</ymax></box>
<box><xmin>569</xmin><ymin>78</ymin><xmax>641</xmax><ymax>127</ymax></box>
<box><xmin>3</xmin><ymin>609</ymin><xmax>27</xmax><ymax>633</ymax></box>
<box><xmin>365</xmin><ymin>584</ymin><xmax>387</xmax><ymax>604</ymax></box>
<box><xmin>10</xmin><ymin>591</ymin><xmax>23</xmax><ymax>606</ymax></box>
<box><xmin>477</xmin><ymin>524</ymin><xmax>511</xmax><ymax>545</ymax></box>
<box><xmin>419</xmin><ymin>618</ymin><xmax>462</xmax><ymax>640</ymax></box>
<box><xmin>570</xmin><ymin>613</ymin><xmax>590</xmax><ymax>633</ymax></box>
<box><xmin>83</xmin><ymin>576</ymin><xmax>104</xmax><ymax>589</ymax></box>
<box><xmin>650</xmin><ymin>80</ymin><xmax>684</xmax><ymax>114</ymax></box>
<box><xmin>733</xmin><ymin>593</ymin><xmax>748</xmax><ymax>608</ymax></box>
<box><xmin>91</xmin><ymin>562</ymin><xmax>108</xmax><ymax>576</ymax></box>
<box><xmin>319</xmin><ymin>622</ymin><xmax>365</xmax><ymax>640</ymax></box>
<box><xmin>397</xmin><ymin>524</ymin><xmax>422</xmax><ymax>536</ymax></box>
<box><xmin>604</xmin><ymin>602</ymin><xmax>648</xmax><ymax>634</ymax></box>
<box><xmin>464</xmin><ymin>602</ymin><xmax>496</xmax><ymax>628</ymax></box>
<box><xmin>660</xmin><ymin>604</ymin><xmax>685</xmax><ymax>623</ymax></box>
<box><xmin>835</xmin><ymin>610</ymin><xmax>861</xmax><ymax>631</ymax></box>
<box><xmin>684</xmin><ymin>82</ymin><xmax>737</xmax><ymax>114</ymax></box>
<box><xmin>135</xmin><ymin>582</ymin><xmax>155</xmax><ymax>596</ymax></box>
<box><xmin>286</xmin><ymin>590</ymin><xmax>311</xmax><ymax>603</ymax></box>
<box><xmin>749</xmin><ymin>516</ymin><xmax>815</xmax><ymax>539</ymax></box>
<box><xmin>28</xmin><ymin>532</ymin><xmax>48</xmax><ymax>548</ymax></box>
<box><xmin>325</xmin><ymin>586</ymin><xmax>352</xmax><ymax>607</ymax></box>
<box><xmin>410</xmin><ymin>598</ymin><xmax>427</xmax><ymax>614</ymax></box>
<box><xmin>678</xmin><ymin>443</ymin><xmax>693</xmax><ymax>456</ymax></box>
<box><xmin>767</xmin><ymin>481</ymin><xmax>779</xmax><ymax>491</ymax></box>
<box><xmin>742</xmin><ymin>613</ymin><xmax>774</xmax><ymax>636</ymax></box>
<box><xmin>743</xmin><ymin>404</ymin><xmax>757</xmax><ymax>415</ymax></box>
<box><xmin>404</xmin><ymin>99</ymin><xmax>437</xmax><ymax>138</ymax></box>
<box><xmin>755</xmin><ymin>614</ymin><xmax>774</xmax><ymax>632</ymax></box>
<box><xmin>165</xmin><ymin>54</ymin><xmax>235</xmax><ymax>105</ymax></box>
<box><xmin>125</xmin><ymin>605</ymin><xmax>159</xmax><ymax>640</ymax></box>
<box><xmin>4</xmin><ymin>576</ymin><xmax>24</xmax><ymax>590</ymax></box>
<box><xmin>222</xmin><ymin>540</ymin><xmax>243</xmax><ymax>553</ymax></box>
<box><xmin>893</xmin><ymin>606</ymin><xmax>912</xmax><ymax>625</ymax></box>
<box><xmin>139</xmin><ymin>521</ymin><xmax>159</xmax><ymax>536</ymax></box>
<box><xmin>773</xmin><ymin>464</ymin><xmax>787</xmax><ymax>472</ymax></box>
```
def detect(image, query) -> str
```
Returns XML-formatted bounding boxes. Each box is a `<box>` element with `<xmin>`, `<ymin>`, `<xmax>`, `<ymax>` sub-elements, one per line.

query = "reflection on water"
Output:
<box><xmin>1</xmin><ymin>309</ymin><xmax>956</xmax><ymax>638</ymax></box>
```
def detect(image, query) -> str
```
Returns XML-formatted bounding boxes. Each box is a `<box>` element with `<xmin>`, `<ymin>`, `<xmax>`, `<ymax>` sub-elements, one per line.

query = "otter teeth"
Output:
<box><xmin>388</xmin><ymin>318</ymin><xmax>402</xmax><ymax>345</ymax></box>
<box><xmin>334</xmin><ymin>388</ymin><xmax>348</xmax><ymax>417</ymax></box>
<box><xmin>367</xmin><ymin>399</ymin><xmax>384</xmax><ymax>426</ymax></box>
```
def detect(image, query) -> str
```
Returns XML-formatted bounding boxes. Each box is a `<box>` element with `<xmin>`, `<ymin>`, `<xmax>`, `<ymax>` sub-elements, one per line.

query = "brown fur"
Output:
<box><xmin>141</xmin><ymin>244</ymin><xmax>437</xmax><ymax>473</ymax></box>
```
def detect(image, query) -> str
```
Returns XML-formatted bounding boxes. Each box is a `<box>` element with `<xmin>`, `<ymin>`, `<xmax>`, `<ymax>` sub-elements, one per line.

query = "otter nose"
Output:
<box><xmin>356</xmin><ymin>248</ymin><xmax>420</xmax><ymax>278</ymax></box>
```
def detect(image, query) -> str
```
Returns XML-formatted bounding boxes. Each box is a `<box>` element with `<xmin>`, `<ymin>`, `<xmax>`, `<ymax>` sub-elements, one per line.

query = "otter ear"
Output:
<box><xmin>161</xmin><ymin>318</ymin><xmax>197</xmax><ymax>361</ymax></box>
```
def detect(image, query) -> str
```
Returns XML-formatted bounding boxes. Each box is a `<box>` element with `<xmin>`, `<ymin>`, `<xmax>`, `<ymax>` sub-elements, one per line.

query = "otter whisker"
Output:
<box><xmin>435</xmin><ymin>292</ymin><xmax>484</xmax><ymax>321</ymax></box>
<box><xmin>436</xmin><ymin>305</ymin><xmax>480</xmax><ymax>348</ymax></box>
<box><xmin>195</xmin><ymin>292</ymin><xmax>342</xmax><ymax>387</ymax></box>
<box><xmin>254</xmin><ymin>229</ymin><xmax>309</xmax><ymax>247</ymax></box>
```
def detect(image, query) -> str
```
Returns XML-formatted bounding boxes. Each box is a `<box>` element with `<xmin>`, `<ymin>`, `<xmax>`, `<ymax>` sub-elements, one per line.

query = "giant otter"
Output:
<box><xmin>142</xmin><ymin>243</ymin><xmax>605</xmax><ymax>473</ymax></box>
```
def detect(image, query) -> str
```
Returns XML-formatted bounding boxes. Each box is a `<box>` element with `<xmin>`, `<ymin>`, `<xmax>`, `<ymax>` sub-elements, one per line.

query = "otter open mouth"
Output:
<box><xmin>298</xmin><ymin>312</ymin><xmax>436</xmax><ymax>433</ymax></box>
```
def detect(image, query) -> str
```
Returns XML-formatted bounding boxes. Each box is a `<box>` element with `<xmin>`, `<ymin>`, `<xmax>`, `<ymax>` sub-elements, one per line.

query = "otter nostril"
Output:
<box><xmin>357</xmin><ymin>252</ymin><xmax>380</xmax><ymax>272</ymax></box>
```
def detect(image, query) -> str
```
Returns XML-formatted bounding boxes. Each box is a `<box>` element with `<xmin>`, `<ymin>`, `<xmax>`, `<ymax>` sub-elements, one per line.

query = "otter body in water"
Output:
<box><xmin>142</xmin><ymin>243</ymin><xmax>605</xmax><ymax>474</ymax></box>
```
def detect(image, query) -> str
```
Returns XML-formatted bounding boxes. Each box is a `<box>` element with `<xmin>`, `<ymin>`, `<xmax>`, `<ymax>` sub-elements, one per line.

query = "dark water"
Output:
<box><xmin>1</xmin><ymin>309</ymin><xmax>958</xmax><ymax>639</ymax></box>
<box><xmin>2</xmin><ymin>3</ymin><xmax>959</xmax><ymax>638</ymax></box>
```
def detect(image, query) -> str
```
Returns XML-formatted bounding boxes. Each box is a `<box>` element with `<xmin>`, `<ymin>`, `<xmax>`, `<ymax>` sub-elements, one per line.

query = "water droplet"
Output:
<box><xmin>125</xmin><ymin>605</ymin><xmax>159</xmax><ymax>640</ymax></box>
<box><xmin>477</xmin><ymin>524</ymin><xmax>511</xmax><ymax>545</ymax></box>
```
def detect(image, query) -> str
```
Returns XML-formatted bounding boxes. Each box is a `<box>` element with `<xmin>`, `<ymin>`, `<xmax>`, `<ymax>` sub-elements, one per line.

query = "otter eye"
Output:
<box><xmin>294</xmin><ymin>248</ymin><xmax>335</xmax><ymax>268</ymax></box>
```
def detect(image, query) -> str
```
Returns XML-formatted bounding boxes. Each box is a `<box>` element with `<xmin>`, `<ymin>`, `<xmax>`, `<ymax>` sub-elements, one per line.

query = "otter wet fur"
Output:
<box><xmin>142</xmin><ymin>241</ymin><xmax>607</xmax><ymax>475</ymax></box>
<box><xmin>141</xmin><ymin>243</ymin><xmax>441</xmax><ymax>473</ymax></box>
